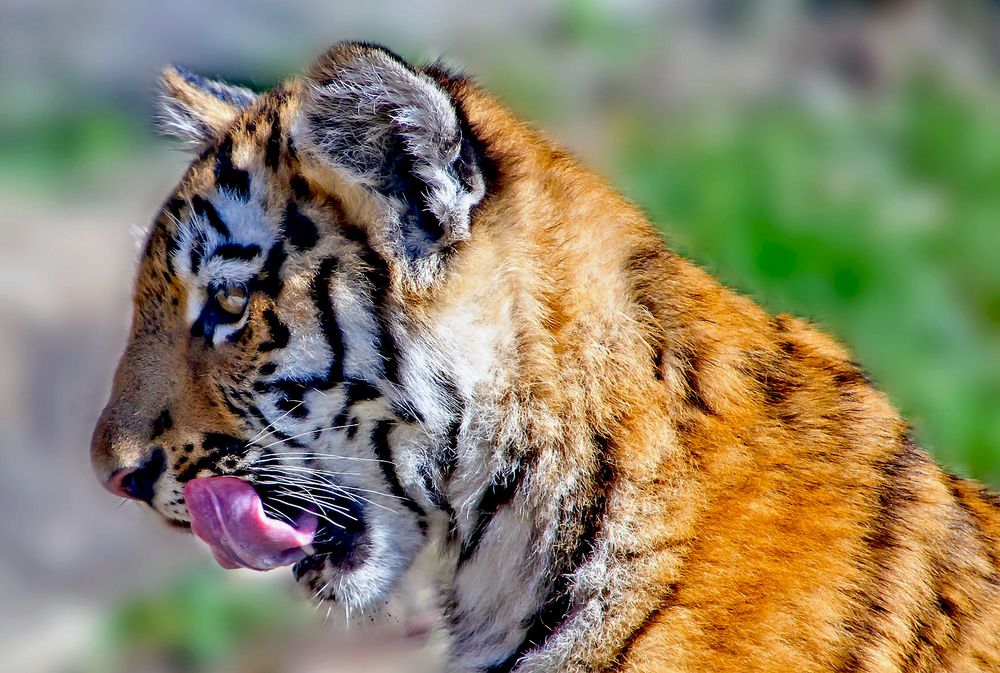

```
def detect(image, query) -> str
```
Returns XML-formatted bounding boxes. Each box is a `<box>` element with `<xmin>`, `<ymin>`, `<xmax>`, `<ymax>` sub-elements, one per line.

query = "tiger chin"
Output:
<box><xmin>91</xmin><ymin>42</ymin><xmax>1000</xmax><ymax>672</ymax></box>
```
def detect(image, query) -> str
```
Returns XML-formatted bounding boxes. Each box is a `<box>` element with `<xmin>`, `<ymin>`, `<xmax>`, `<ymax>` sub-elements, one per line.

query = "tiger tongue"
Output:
<box><xmin>184</xmin><ymin>476</ymin><xmax>317</xmax><ymax>571</ymax></box>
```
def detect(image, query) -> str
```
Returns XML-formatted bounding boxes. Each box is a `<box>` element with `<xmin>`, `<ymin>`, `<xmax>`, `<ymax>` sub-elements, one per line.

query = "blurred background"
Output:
<box><xmin>1</xmin><ymin>0</ymin><xmax>998</xmax><ymax>671</ymax></box>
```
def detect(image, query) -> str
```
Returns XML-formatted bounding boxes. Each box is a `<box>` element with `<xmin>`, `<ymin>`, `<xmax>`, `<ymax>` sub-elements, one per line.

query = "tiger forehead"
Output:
<box><xmin>191</xmin><ymin>92</ymin><xmax>297</xmax><ymax>193</ymax></box>
<box><xmin>146</xmin><ymin>117</ymin><xmax>370</xmax><ymax>298</ymax></box>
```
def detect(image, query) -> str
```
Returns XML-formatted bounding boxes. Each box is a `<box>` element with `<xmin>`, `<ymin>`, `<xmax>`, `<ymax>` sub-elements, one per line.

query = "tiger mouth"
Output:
<box><xmin>183</xmin><ymin>476</ymin><xmax>366</xmax><ymax>573</ymax></box>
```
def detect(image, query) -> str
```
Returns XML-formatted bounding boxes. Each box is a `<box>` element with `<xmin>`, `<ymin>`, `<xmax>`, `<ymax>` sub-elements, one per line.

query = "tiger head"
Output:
<box><xmin>90</xmin><ymin>43</ymin><xmax>501</xmax><ymax>612</ymax></box>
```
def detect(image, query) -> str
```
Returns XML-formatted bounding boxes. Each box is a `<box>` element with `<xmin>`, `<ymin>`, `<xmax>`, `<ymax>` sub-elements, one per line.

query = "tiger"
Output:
<box><xmin>90</xmin><ymin>41</ymin><xmax>1000</xmax><ymax>672</ymax></box>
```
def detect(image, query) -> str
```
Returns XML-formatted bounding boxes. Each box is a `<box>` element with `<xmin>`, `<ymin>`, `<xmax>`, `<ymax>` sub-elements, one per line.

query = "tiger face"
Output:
<box><xmin>91</xmin><ymin>43</ymin><xmax>491</xmax><ymax>612</ymax></box>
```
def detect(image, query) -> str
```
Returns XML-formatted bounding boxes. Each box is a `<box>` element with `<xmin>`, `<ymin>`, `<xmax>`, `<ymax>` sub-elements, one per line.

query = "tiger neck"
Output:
<box><xmin>396</xmin><ymin>91</ymin><xmax>689</xmax><ymax>671</ymax></box>
<box><xmin>417</xmin><ymin>193</ymin><xmax>671</xmax><ymax>672</ymax></box>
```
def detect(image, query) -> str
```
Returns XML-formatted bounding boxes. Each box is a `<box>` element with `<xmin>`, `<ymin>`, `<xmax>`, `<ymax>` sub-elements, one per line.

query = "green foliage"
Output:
<box><xmin>614</xmin><ymin>79</ymin><xmax>1000</xmax><ymax>483</ymax></box>
<box><xmin>94</xmin><ymin>568</ymin><xmax>308</xmax><ymax>672</ymax></box>
<box><xmin>0</xmin><ymin>106</ymin><xmax>144</xmax><ymax>193</ymax></box>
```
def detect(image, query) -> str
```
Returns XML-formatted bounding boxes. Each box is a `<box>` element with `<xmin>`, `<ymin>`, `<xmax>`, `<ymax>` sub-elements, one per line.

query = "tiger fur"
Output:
<box><xmin>91</xmin><ymin>42</ymin><xmax>1000</xmax><ymax>672</ymax></box>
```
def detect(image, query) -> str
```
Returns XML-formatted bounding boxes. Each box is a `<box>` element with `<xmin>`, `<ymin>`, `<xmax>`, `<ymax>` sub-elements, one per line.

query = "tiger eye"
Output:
<box><xmin>215</xmin><ymin>286</ymin><xmax>248</xmax><ymax>317</ymax></box>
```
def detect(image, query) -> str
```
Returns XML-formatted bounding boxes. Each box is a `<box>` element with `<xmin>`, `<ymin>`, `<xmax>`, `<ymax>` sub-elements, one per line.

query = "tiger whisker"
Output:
<box><xmin>256</xmin><ymin>470</ymin><xmax>364</xmax><ymax>503</ymax></box>
<box><xmin>269</xmin><ymin>487</ymin><xmax>359</xmax><ymax>520</ymax></box>
<box><xmin>255</xmin><ymin>464</ymin><xmax>365</xmax><ymax>480</ymax></box>
<box><xmin>255</xmin><ymin>472</ymin><xmax>366</xmax><ymax>498</ymax></box>
<box><xmin>266</xmin><ymin>495</ymin><xmax>346</xmax><ymax>530</ymax></box>
<box><xmin>254</xmin><ymin>452</ymin><xmax>391</xmax><ymax>464</ymax></box>
<box><xmin>262</xmin><ymin>503</ymin><xmax>297</xmax><ymax>527</ymax></box>
<box><xmin>245</xmin><ymin>400</ymin><xmax>306</xmax><ymax>447</ymax></box>
<box><xmin>262</xmin><ymin>473</ymin><xmax>401</xmax><ymax>515</ymax></box>
<box><xmin>272</xmin><ymin>473</ymin><xmax>412</xmax><ymax>500</ymax></box>
<box><xmin>377</xmin><ymin>378</ymin><xmax>433</xmax><ymax>435</ymax></box>
<box><xmin>252</xmin><ymin>424</ymin><xmax>358</xmax><ymax>451</ymax></box>
<box><xmin>259</xmin><ymin>473</ymin><xmax>380</xmax><ymax>512</ymax></box>
<box><xmin>260</xmin><ymin>472</ymin><xmax>409</xmax><ymax>505</ymax></box>
<box><xmin>310</xmin><ymin>487</ymin><xmax>401</xmax><ymax>514</ymax></box>
<box><xmin>258</xmin><ymin>467</ymin><xmax>363</xmax><ymax>478</ymax></box>
<box><xmin>312</xmin><ymin>579</ymin><xmax>333</xmax><ymax>606</ymax></box>
<box><xmin>253</xmin><ymin>460</ymin><xmax>406</xmax><ymax>513</ymax></box>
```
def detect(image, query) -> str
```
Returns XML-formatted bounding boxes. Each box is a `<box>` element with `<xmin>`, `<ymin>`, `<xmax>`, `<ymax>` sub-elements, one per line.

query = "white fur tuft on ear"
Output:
<box><xmin>293</xmin><ymin>43</ymin><xmax>486</xmax><ymax>268</ymax></box>
<box><xmin>156</xmin><ymin>65</ymin><xmax>257</xmax><ymax>148</ymax></box>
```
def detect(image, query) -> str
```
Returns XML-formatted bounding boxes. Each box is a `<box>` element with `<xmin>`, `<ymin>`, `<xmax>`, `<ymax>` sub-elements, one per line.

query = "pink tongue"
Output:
<box><xmin>183</xmin><ymin>476</ymin><xmax>316</xmax><ymax>571</ymax></box>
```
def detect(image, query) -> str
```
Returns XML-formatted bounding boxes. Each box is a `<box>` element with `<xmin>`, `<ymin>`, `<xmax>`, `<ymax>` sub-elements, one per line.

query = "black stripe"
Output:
<box><xmin>612</xmin><ymin>591</ymin><xmax>677</xmax><ymax>671</ymax></box>
<box><xmin>264</xmin><ymin>112</ymin><xmax>282</xmax><ymax>170</ymax></box>
<box><xmin>212</xmin><ymin>243</ymin><xmax>261</xmax><ymax>261</ymax></box>
<box><xmin>947</xmin><ymin>473</ymin><xmax>1000</xmax><ymax>575</ymax></box>
<box><xmin>420</xmin><ymin>461</ymin><xmax>457</xmax><ymax>533</ymax></box>
<box><xmin>290</xmin><ymin>174</ymin><xmax>312</xmax><ymax>200</ymax></box>
<box><xmin>165</xmin><ymin>231</ymin><xmax>180</xmax><ymax>274</ymax></box>
<box><xmin>679</xmin><ymin>346</ymin><xmax>714</xmax><ymax>415</ymax></box>
<box><xmin>571</xmin><ymin>435</ymin><xmax>616</xmax><ymax>562</ymax></box>
<box><xmin>259</xmin><ymin>308</ymin><xmax>290</xmax><ymax>351</ymax></box>
<box><xmin>162</xmin><ymin>196</ymin><xmax>185</xmax><ymax>274</ymax></box>
<box><xmin>332</xmin><ymin>408</ymin><xmax>351</xmax><ymax>434</ymax></box>
<box><xmin>486</xmin><ymin>435</ymin><xmax>617</xmax><ymax>673</ymax></box>
<box><xmin>202</xmin><ymin>432</ymin><xmax>244</xmax><ymax>453</ymax></box>
<box><xmin>149</xmin><ymin>409</ymin><xmax>173</xmax><ymax>440</ymax></box>
<box><xmin>440</xmin><ymin>419</ymin><xmax>461</xmax><ymax>482</ymax></box>
<box><xmin>440</xmin><ymin>74</ymin><xmax>500</xmax><ymax>194</ymax></box>
<box><xmin>259</xmin><ymin>243</ymin><xmax>287</xmax><ymax>298</ymax></box>
<box><xmin>436</xmin><ymin>375</ymin><xmax>463</xmax><ymax>482</ymax></box>
<box><xmin>459</xmin><ymin>463</ymin><xmax>522</xmax><ymax>566</ymax></box>
<box><xmin>250</xmin><ymin>258</ymin><xmax>355</xmax><ymax>424</ymax></box>
<box><xmin>371</xmin><ymin>420</ymin><xmax>427</xmax><ymax>530</ymax></box>
<box><xmin>346</xmin><ymin>225</ymin><xmax>401</xmax><ymax>386</ymax></box>
<box><xmin>652</xmin><ymin>347</ymin><xmax>666</xmax><ymax>381</ymax></box>
<box><xmin>191</xmin><ymin>195</ymin><xmax>230</xmax><ymax>238</ymax></box>
<box><xmin>251</xmin><ymin>257</ymin><xmax>357</xmax><ymax>425</ymax></box>
<box><xmin>164</xmin><ymin>195</ymin><xmax>185</xmax><ymax>220</ymax></box>
<box><xmin>837</xmin><ymin>436</ymin><xmax>921</xmax><ymax>672</ymax></box>
<box><xmin>311</xmin><ymin>256</ymin><xmax>345</xmax><ymax>384</ymax></box>
<box><xmin>214</xmin><ymin>136</ymin><xmax>251</xmax><ymax>200</ymax></box>
<box><xmin>833</xmin><ymin>362</ymin><xmax>873</xmax><ymax>388</ymax></box>
<box><xmin>241</xmin><ymin>403</ymin><xmax>303</xmax><ymax>449</ymax></box>
<box><xmin>330</xmin><ymin>379</ymin><xmax>382</xmax><ymax>439</ymax></box>
<box><xmin>177</xmin><ymin>433</ymin><xmax>244</xmax><ymax>482</ymax></box>
<box><xmin>220</xmin><ymin>388</ymin><xmax>247</xmax><ymax>420</ymax></box>
<box><xmin>189</xmin><ymin>236</ymin><xmax>205</xmax><ymax>275</ymax></box>
<box><xmin>282</xmin><ymin>200</ymin><xmax>319</xmax><ymax>250</ymax></box>
<box><xmin>391</xmin><ymin>402</ymin><xmax>425</xmax><ymax>426</ymax></box>
<box><xmin>746</xmin><ymin>349</ymin><xmax>799</xmax><ymax>409</ymax></box>
<box><xmin>344</xmin><ymin>378</ymin><xmax>381</xmax><ymax>406</ymax></box>
<box><xmin>253</xmin><ymin>379</ymin><xmax>312</xmax><ymax>417</ymax></box>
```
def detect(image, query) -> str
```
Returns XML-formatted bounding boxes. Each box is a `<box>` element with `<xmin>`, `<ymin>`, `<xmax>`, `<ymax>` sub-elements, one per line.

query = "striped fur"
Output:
<box><xmin>92</xmin><ymin>43</ymin><xmax>1000</xmax><ymax>672</ymax></box>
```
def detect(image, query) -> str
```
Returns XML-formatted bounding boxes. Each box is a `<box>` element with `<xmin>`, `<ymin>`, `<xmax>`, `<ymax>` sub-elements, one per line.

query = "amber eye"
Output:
<box><xmin>214</xmin><ymin>286</ymin><xmax>248</xmax><ymax>320</ymax></box>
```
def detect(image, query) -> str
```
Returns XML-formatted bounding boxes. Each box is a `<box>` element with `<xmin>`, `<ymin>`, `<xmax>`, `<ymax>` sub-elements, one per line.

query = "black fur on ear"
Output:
<box><xmin>294</xmin><ymin>43</ymin><xmax>487</xmax><ymax>269</ymax></box>
<box><xmin>157</xmin><ymin>65</ymin><xmax>257</xmax><ymax>147</ymax></box>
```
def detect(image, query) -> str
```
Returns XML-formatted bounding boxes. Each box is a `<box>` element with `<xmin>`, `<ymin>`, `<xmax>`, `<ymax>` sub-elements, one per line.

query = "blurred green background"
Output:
<box><xmin>1</xmin><ymin>1</ymin><xmax>997</xmax><ymax>671</ymax></box>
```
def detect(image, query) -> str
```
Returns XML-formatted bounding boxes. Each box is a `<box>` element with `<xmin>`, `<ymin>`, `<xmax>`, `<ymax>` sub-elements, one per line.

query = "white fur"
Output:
<box><xmin>293</xmin><ymin>47</ymin><xmax>485</xmax><ymax>287</ymax></box>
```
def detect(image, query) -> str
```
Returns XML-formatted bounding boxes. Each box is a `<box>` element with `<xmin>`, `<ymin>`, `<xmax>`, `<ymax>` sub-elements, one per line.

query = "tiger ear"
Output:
<box><xmin>294</xmin><ymin>43</ymin><xmax>486</xmax><ymax>268</ymax></box>
<box><xmin>156</xmin><ymin>65</ymin><xmax>257</xmax><ymax>147</ymax></box>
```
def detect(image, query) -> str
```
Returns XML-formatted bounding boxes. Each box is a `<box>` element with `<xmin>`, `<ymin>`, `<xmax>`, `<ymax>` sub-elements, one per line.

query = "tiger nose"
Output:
<box><xmin>104</xmin><ymin>448</ymin><xmax>166</xmax><ymax>503</ymax></box>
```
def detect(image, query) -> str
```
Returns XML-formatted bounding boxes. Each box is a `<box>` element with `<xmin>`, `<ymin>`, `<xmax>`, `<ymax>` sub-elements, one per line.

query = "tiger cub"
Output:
<box><xmin>91</xmin><ymin>42</ymin><xmax>1000</xmax><ymax>672</ymax></box>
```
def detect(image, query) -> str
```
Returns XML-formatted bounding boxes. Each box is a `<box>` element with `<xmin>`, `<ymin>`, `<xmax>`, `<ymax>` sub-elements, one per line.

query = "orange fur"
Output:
<box><xmin>93</xmin><ymin>44</ymin><xmax>1000</xmax><ymax>672</ymax></box>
